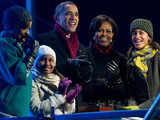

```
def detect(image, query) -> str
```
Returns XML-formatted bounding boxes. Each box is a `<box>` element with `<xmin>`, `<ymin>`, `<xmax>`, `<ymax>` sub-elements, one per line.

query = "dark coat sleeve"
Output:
<box><xmin>127</xmin><ymin>64</ymin><xmax>149</xmax><ymax>105</ymax></box>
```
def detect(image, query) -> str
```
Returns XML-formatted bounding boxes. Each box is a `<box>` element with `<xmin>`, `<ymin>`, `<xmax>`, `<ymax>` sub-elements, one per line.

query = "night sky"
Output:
<box><xmin>0</xmin><ymin>0</ymin><xmax>160</xmax><ymax>54</ymax></box>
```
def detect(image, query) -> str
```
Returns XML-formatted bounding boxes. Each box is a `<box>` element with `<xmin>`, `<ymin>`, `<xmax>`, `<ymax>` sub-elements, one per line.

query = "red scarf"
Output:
<box><xmin>54</xmin><ymin>23</ymin><xmax>79</xmax><ymax>58</ymax></box>
<box><xmin>94</xmin><ymin>42</ymin><xmax>112</xmax><ymax>54</ymax></box>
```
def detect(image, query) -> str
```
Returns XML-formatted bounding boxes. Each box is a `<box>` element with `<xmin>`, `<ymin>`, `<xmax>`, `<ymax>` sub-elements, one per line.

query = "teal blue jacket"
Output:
<box><xmin>0</xmin><ymin>37</ymin><xmax>32</xmax><ymax>117</ymax></box>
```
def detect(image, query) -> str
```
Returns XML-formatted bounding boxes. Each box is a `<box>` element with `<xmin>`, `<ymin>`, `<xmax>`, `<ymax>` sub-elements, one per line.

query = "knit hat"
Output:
<box><xmin>33</xmin><ymin>45</ymin><xmax>56</xmax><ymax>67</ymax></box>
<box><xmin>130</xmin><ymin>18</ymin><xmax>153</xmax><ymax>39</ymax></box>
<box><xmin>2</xmin><ymin>5</ymin><xmax>32</xmax><ymax>30</ymax></box>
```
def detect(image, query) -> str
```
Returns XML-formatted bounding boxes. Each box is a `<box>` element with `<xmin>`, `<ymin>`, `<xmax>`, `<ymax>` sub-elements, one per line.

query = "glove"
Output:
<box><xmin>67</xmin><ymin>58</ymin><xmax>91</xmax><ymax>67</ymax></box>
<box><xmin>67</xmin><ymin>58</ymin><xmax>93</xmax><ymax>83</ymax></box>
<box><xmin>58</xmin><ymin>77</ymin><xmax>72</xmax><ymax>95</ymax></box>
<box><xmin>22</xmin><ymin>34</ymin><xmax>39</xmax><ymax>70</ymax></box>
<box><xmin>66</xmin><ymin>84</ymin><xmax>82</xmax><ymax>104</ymax></box>
<box><xmin>105</xmin><ymin>60</ymin><xmax>123</xmax><ymax>88</ymax></box>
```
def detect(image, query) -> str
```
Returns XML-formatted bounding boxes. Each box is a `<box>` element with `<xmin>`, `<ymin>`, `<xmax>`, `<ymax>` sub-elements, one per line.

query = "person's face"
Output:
<box><xmin>37</xmin><ymin>55</ymin><xmax>55</xmax><ymax>74</ymax></box>
<box><xmin>93</xmin><ymin>21</ymin><xmax>114</xmax><ymax>47</ymax></box>
<box><xmin>18</xmin><ymin>21</ymin><xmax>32</xmax><ymax>44</ymax></box>
<box><xmin>131</xmin><ymin>29</ymin><xmax>150</xmax><ymax>49</ymax></box>
<box><xmin>57</xmin><ymin>4</ymin><xmax>79</xmax><ymax>32</ymax></box>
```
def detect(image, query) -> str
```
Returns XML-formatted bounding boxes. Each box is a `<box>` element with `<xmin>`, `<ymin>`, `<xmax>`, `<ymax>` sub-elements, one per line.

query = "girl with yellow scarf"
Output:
<box><xmin>127</xmin><ymin>18</ymin><xmax>160</xmax><ymax>110</ymax></box>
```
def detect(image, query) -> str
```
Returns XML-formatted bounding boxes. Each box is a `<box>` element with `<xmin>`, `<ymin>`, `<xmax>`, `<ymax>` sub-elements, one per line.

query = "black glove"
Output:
<box><xmin>67</xmin><ymin>58</ymin><xmax>93</xmax><ymax>84</ymax></box>
<box><xmin>22</xmin><ymin>34</ymin><xmax>39</xmax><ymax>70</ymax></box>
<box><xmin>104</xmin><ymin>60</ymin><xmax>123</xmax><ymax>88</ymax></box>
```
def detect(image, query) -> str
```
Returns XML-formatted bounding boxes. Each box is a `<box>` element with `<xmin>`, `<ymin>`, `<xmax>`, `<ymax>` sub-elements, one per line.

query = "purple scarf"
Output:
<box><xmin>54</xmin><ymin>23</ymin><xmax>79</xmax><ymax>58</ymax></box>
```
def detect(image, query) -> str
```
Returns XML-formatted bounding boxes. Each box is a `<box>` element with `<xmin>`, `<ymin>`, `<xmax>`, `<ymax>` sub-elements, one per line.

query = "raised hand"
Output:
<box><xmin>58</xmin><ymin>77</ymin><xmax>72</xmax><ymax>95</ymax></box>
<box><xmin>23</xmin><ymin>34</ymin><xmax>39</xmax><ymax>70</ymax></box>
<box><xmin>66</xmin><ymin>84</ymin><xmax>82</xmax><ymax>104</ymax></box>
<box><xmin>67</xmin><ymin>58</ymin><xmax>93</xmax><ymax>84</ymax></box>
<box><xmin>106</xmin><ymin>60</ymin><xmax>120</xmax><ymax>75</ymax></box>
<box><xmin>105</xmin><ymin>60</ymin><xmax>123</xmax><ymax>88</ymax></box>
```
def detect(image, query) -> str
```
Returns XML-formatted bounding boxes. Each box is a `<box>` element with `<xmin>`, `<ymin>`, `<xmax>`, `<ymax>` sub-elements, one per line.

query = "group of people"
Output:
<box><xmin>0</xmin><ymin>0</ymin><xmax>160</xmax><ymax>119</ymax></box>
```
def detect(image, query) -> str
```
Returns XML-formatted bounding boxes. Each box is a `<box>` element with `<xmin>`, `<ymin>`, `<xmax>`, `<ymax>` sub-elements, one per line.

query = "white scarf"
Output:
<box><xmin>31</xmin><ymin>67</ymin><xmax>60</xmax><ymax>89</ymax></box>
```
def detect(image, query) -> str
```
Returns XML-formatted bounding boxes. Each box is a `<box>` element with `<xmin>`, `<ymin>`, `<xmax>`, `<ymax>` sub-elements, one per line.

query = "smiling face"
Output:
<box><xmin>93</xmin><ymin>21</ymin><xmax>114</xmax><ymax>47</ymax></box>
<box><xmin>131</xmin><ymin>29</ymin><xmax>151</xmax><ymax>49</ymax></box>
<box><xmin>56</xmin><ymin>4</ymin><xmax>79</xmax><ymax>33</ymax></box>
<box><xmin>37</xmin><ymin>54</ymin><xmax>55</xmax><ymax>74</ymax></box>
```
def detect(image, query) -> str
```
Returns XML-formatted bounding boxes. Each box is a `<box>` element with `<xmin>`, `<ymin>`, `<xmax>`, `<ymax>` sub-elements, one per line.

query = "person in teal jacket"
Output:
<box><xmin>0</xmin><ymin>5</ymin><xmax>33</xmax><ymax>117</ymax></box>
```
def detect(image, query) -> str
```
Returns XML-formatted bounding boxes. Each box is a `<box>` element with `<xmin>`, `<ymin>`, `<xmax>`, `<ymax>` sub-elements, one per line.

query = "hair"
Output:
<box><xmin>2</xmin><ymin>5</ymin><xmax>32</xmax><ymax>30</ymax></box>
<box><xmin>89</xmin><ymin>14</ymin><xmax>118</xmax><ymax>46</ymax></box>
<box><xmin>54</xmin><ymin>1</ymin><xmax>77</xmax><ymax>21</ymax></box>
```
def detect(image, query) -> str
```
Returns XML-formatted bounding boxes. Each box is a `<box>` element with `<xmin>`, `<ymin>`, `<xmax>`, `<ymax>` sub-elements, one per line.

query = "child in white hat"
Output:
<box><xmin>30</xmin><ymin>45</ymin><xmax>82</xmax><ymax>117</ymax></box>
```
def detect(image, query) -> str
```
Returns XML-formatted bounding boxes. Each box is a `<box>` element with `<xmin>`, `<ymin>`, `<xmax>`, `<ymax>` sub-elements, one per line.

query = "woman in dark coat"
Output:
<box><xmin>77</xmin><ymin>15</ymin><xmax>129</xmax><ymax>112</ymax></box>
<box><xmin>127</xmin><ymin>18</ymin><xmax>160</xmax><ymax>109</ymax></box>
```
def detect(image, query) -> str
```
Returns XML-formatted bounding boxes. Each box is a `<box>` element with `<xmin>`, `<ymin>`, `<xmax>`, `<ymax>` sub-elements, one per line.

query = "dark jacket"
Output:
<box><xmin>78</xmin><ymin>45</ymin><xmax>128</xmax><ymax>106</ymax></box>
<box><xmin>127</xmin><ymin>51</ymin><xmax>160</xmax><ymax>107</ymax></box>
<box><xmin>0</xmin><ymin>37</ymin><xmax>32</xmax><ymax>117</ymax></box>
<box><xmin>38</xmin><ymin>29</ymin><xmax>85</xmax><ymax>66</ymax></box>
<box><xmin>38</xmin><ymin>29</ymin><xmax>86</xmax><ymax>84</ymax></box>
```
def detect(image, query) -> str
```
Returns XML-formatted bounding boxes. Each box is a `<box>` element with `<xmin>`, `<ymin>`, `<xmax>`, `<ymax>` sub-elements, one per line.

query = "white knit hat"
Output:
<box><xmin>33</xmin><ymin>45</ymin><xmax>56</xmax><ymax>67</ymax></box>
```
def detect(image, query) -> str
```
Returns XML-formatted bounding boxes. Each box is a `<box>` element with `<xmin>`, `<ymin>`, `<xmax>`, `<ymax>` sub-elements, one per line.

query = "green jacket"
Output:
<box><xmin>0</xmin><ymin>37</ymin><xmax>32</xmax><ymax>117</ymax></box>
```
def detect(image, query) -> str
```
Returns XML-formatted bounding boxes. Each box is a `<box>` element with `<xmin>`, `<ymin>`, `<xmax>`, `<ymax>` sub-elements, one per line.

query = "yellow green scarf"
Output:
<box><xmin>131</xmin><ymin>45</ymin><xmax>158</xmax><ymax>79</ymax></box>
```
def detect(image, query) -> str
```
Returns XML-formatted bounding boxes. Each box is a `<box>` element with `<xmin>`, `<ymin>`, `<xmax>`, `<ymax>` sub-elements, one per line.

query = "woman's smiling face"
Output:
<box><xmin>131</xmin><ymin>29</ymin><xmax>151</xmax><ymax>49</ymax></box>
<box><xmin>93</xmin><ymin>21</ymin><xmax>114</xmax><ymax>47</ymax></box>
<box><xmin>37</xmin><ymin>54</ymin><xmax>55</xmax><ymax>74</ymax></box>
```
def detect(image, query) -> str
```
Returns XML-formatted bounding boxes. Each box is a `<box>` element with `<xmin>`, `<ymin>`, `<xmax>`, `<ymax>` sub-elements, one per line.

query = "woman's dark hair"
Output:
<box><xmin>89</xmin><ymin>14</ymin><xmax>118</xmax><ymax>46</ymax></box>
<box><xmin>2</xmin><ymin>5</ymin><xmax>32</xmax><ymax>30</ymax></box>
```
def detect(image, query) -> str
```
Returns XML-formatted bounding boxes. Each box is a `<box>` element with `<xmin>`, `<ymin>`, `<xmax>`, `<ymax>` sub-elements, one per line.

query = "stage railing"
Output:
<box><xmin>1</xmin><ymin>93</ymin><xmax>160</xmax><ymax>120</ymax></box>
<box><xmin>0</xmin><ymin>109</ymin><xmax>152</xmax><ymax>120</ymax></box>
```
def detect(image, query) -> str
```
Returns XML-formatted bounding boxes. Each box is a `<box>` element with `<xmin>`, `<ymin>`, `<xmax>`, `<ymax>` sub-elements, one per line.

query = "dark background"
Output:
<box><xmin>0</xmin><ymin>0</ymin><xmax>160</xmax><ymax>54</ymax></box>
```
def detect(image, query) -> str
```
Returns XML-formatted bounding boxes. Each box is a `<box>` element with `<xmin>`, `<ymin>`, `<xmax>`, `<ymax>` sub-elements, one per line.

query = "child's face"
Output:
<box><xmin>37</xmin><ymin>54</ymin><xmax>55</xmax><ymax>74</ymax></box>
